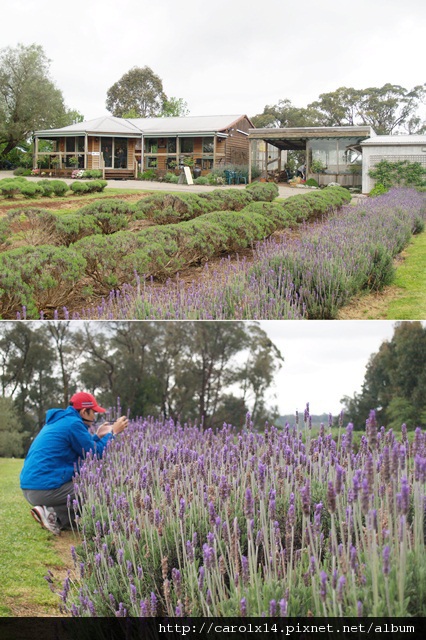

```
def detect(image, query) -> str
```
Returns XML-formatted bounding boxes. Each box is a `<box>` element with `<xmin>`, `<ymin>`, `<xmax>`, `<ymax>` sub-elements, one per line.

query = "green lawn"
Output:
<box><xmin>0</xmin><ymin>458</ymin><xmax>75</xmax><ymax>616</ymax></box>
<box><xmin>386</xmin><ymin>231</ymin><xmax>426</xmax><ymax>319</ymax></box>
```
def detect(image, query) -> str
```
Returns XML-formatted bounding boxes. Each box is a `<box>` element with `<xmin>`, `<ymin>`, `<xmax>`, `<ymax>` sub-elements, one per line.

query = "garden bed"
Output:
<box><xmin>0</xmin><ymin>184</ymin><xmax>351</xmax><ymax>319</ymax></box>
<box><xmin>50</xmin><ymin>411</ymin><xmax>426</xmax><ymax>617</ymax></box>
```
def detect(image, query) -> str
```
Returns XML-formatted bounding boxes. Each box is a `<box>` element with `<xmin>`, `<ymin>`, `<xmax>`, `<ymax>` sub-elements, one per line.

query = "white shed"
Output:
<box><xmin>361</xmin><ymin>134</ymin><xmax>426</xmax><ymax>193</ymax></box>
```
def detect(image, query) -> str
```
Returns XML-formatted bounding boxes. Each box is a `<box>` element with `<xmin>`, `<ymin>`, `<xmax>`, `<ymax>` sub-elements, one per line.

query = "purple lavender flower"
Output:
<box><xmin>319</xmin><ymin>571</ymin><xmax>327</xmax><ymax>603</ymax></box>
<box><xmin>244</xmin><ymin>487</ymin><xmax>254</xmax><ymax>518</ymax></box>
<box><xmin>383</xmin><ymin>545</ymin><xmax>391</xmax><ymax>575</ymax></box>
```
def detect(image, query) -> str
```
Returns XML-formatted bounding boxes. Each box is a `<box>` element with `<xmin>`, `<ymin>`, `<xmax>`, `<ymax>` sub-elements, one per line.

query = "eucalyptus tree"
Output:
<box><xmin>342</xmin><ymin>321</ymin><xmax>426</xmax><ymax>430</ymax></box>
<box><xmin>0</xmin><ymin>43</ymin><xmax>77</xmax><ymax>158</ymax></box>
<box><xmin>106</xmin><ymin>66</ymin><xmax>167</xmax><ymax>117</ymax></box>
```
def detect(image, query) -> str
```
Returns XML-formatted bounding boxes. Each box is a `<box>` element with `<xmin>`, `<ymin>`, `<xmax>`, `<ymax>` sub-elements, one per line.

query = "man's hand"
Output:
<box><xmin>111</xmin><ymin>416</ymin><xmax>129</xmax><ymax>435</ymax></box>
<box><xmin>96</xmin><ymin>422</ymin><xmax>113</xmax><ymax>438</ymax></box>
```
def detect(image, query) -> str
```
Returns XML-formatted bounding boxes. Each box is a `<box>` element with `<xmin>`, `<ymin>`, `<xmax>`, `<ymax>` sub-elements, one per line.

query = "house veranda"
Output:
<box><xmin>33</xmin><ymin>114</ymin><xmax>254</xmax><ymax>180</ymax></box>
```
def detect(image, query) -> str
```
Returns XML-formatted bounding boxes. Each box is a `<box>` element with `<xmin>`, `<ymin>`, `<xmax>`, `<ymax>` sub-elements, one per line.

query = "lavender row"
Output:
<box><xmin>56</xmin><ymin>409</ymin><xmax>426</xmax><ymax>617</ymax></box>
<box><xmin>56</xmin><ymin>187</ymin><xmax>424</xmax><ymax>320</ymax></box>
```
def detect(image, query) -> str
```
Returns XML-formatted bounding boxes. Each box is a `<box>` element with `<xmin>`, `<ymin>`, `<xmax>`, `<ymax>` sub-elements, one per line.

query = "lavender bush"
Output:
<box><xmin>56</xmin><ymin>408</ymin><xmax>426</xmax><ymax>617</ymax></box>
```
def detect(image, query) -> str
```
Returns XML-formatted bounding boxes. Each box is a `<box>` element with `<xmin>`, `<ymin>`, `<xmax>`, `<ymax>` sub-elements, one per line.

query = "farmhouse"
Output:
<box><xmin>361</xmin><ymin>134</ymin><xmax>426</xmax><ymax>193</ymax></box>
<box><xmin>32</xmin><ymin>114</ymin><xmax>254</xmax><ymax>179</ymax></box>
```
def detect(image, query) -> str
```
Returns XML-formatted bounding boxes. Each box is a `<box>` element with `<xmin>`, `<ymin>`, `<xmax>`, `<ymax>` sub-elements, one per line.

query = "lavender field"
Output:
<box><xmin>68</xmin><ymin>188</ymin><xmax>425</xmax><ymax>321</ymax></box>
<box><xmin>58</xmin><ymin>409</ymin><xmax>426</xmax><ymax>617</ymax></box>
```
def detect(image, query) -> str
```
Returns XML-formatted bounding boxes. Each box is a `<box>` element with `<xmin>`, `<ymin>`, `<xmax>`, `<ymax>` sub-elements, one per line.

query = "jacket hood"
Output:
<box><xmin>45</xmin><ymin>405</ymin><xmax>81</xmax><ymax>425</ymax></box>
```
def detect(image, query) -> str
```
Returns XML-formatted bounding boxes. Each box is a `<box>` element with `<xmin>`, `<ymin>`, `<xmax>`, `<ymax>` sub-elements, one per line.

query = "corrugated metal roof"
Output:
<box><xmin>35</xmin><ymin>115</ymin><xmax>249</xmax><ymax>137</ymax></box>
<box><xmin>128</xmin><ymin>114</ymin><xmax>246</xmax><ymax>133</ymax></box>
<box><xmin>362</xmin><ymin>134</ymin><xmax>426</xmax><ymax>146</ymax></box>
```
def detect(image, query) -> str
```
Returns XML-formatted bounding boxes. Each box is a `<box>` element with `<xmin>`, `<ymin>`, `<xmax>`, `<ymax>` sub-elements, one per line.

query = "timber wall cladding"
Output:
<box><xmin>226</xmin><ymin>117</ymin><xmax>251</xmax><ymax>164</ymax></box>
<box><xmin>128</xmin><ymin>139</ymin><xmax>136</xmax><ymax>168</ymax></box>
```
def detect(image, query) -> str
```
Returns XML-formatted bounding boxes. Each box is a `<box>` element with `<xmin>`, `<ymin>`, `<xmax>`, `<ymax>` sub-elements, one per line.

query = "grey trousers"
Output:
<box><xmin>22</xmin><ymin>481</ymin><xmax>76</xmax><ymax>529</ymax></box>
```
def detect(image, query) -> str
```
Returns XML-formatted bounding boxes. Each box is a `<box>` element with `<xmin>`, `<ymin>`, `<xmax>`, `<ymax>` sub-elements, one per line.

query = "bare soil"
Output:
<box><xmin>0</xmin><ymin>192</ymin><xmax>144</xmax><ymax>216</ymax></box>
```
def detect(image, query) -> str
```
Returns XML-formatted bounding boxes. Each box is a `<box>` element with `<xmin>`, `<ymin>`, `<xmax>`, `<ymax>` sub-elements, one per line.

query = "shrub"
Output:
<box><xmin>305</xmin><ymin>178</ymin><xmax>319</xmax><ymax>187</ymax></box>
<box><xmin>139</xmin><ymin>169</ymin><xmax>157</xmax><ymax>181</ymax></box>
<box><xmin>50</xmin><ymin>180</ymin><xmax>69</xmax><ymax>196</ymax></box>
<box><xmin>85</xmin><ymin>180</ymin><xmax>107</xmax><ymax>193</ymax></box>
<box><xmin>83</xmin><ymin>170</ymin><xmax>103</xmax><ymax>179</ymax></box>
<box><xmin>162</xmin><ymin>172</ymin><xmax>178</xmax><ymax>183</ymax></box>
<box><xmin>73</xmin><ymin>232</ymin><xmax>141</xmax><ymax>293</ymax></box>
<box><xmin>6</xmin><ymin>208</ymin><xmax>60</xmax><ymax>246</ymax></box>
<box><xmin>37</xmin><ymin>179</ymin><xmax>55</xmax><ymax>197</ymax></box>
<box><xmin>0</xmin><ymin>178</ymin><xmax>23</xmax><ymax>198</ymax></box>
<box><xmin>13</xmin><ymin>167</ymin><xmax>32</xmax><ymax>177</ymax></box>
<box><xmin>54</xmin><ymin>213</ymin><xmax>97</xmax><ymax>246</ymax></box>
<box><xmin>76</xmin><ymin>199</ymin><xmax>133</xmax><ymax>234</ymax></box>
<box><xmin>200</xmin><ymin>189</ymin><xmax>254</xmax><ymax>211</ymax></box>
<box><xmin>193</xmin><ymin>176</ymin><xmax>209</xmax><ymax>185</ymax></box>
<box><xmin>20</xmin><ymin>182</ymin><xmax>44</xmax><ymax>198</ymax></box>
<box><xmin>245</xmin><ymin>181</ymin><xmax>279</xmax><ymax>201</ymax></box>
<box><xmin>0</xmin><ymin>218</ymin><xmax>11</xmax><ymax>248</ymax></box>
<box><xmin>0</xmin><ymin>245</ymin><xmax>86</xmax><ymax>318</ymax></box>
<box><xmin>369</xmin><ymin>183</ymin><xmax>388</xmax><ymax>197</ymax></box>
<box><xmin>70</xmin><ymin>181</ymin><xmax>89</xmax><ymax>194</ymax></box>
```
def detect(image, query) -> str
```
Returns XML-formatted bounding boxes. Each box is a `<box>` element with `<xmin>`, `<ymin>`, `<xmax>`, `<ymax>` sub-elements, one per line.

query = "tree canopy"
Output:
<box><xmin>106</xmin><ymin>66</ymin><xmax>189</xmax><ymax>118</ymax></box>
<box><xmin>251</xmin><ymin>84</ymin><xmax>426</xmax><ymax>134</ymax></box>
<box><xmin>0</xmin><ymin>321</ymin><xmax>283</xmax><ymax>456</ymax></box>
<box><xmin>0</xmin><ymin>43</ymin><xmax>80</xmax><ymax>158</ymax></box>
<box><xmin>341</xmin><ymin>322</ymin><xmax>426</xmax><ymax>430</ymax></box>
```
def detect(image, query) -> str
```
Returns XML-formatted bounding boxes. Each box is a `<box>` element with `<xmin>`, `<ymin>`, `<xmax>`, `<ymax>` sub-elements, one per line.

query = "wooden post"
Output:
<box><xmin>213</xmin><ymin>135</ymin><xmax>217</xmax><ymax>170</ymax></box>
<box><xmin>140</xmin><ymin>136</ymin><xmax>144</xmax><ymax>174</ymax></box>
<box><xmin>84</xmin><ymin>134</ymin><xmax>88</xmax><ymax>169</ymax></box>
<box><xmin>264</xmin><ymin>142</ymin><xmax>268</xmax><ymax>177</ymax></box>
<box><xmin>33</xmin><ymin>135</ymin><xmax>39</xmax><ymax>169</ymax></box>
<box><xmin>248</xmin><ymin>138</ymin><xmax>252</xmax><ymax>183</ymax></box>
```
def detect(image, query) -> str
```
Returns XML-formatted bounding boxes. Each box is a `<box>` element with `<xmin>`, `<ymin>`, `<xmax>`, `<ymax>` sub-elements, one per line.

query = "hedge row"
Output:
<box><xmin>0</xmin><ymin>176</ymin><xmax>107</xmax><ymax>199</ymax></box>
<box><xmin>133</xmin><ymin>183</ymin><xmax>279</xmax><ymax>223</ymax></box>
<box><xmin>0</xmin><ymin>186</ymin><xmax>351</xmax><ymax>316</ymax></box>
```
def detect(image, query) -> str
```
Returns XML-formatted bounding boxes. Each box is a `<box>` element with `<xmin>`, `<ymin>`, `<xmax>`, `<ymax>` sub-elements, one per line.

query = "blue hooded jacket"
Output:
<box><xmin>20</xmin><ymin>405</ymin><xmax>114</xmax><ymax>490</ymax></box>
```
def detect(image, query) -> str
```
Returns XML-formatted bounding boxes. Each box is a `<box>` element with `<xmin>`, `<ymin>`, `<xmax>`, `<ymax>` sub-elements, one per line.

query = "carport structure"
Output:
<box><xmin>248</xmin><ymin>126</ymin><xmax>374</xmax><ymax>186</ymax></box>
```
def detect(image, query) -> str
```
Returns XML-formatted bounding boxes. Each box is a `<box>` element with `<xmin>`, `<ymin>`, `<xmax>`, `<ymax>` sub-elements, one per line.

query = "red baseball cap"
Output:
<box><xmin>70</xmin><ymin>392</ymin><xmax>106</xmax><ymax>413</ymax></box>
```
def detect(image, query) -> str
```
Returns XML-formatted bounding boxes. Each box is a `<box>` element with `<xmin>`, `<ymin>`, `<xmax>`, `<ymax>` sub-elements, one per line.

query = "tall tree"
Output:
<box><xmin>252</xmin><ymin>83</ymin><xmax>426</xmax><ymax>135</ymax></box>
<box><xmin>355</xmin><ymin>83</ymin><xmax>426</xmax><ymax>135</ymax></box>
<box><xmin>47</xmin><ymin>321</ymin><xmax>81</xmax><ymax>406</ymax></box>
<box><xmin>342</xmin><ymin>322</ymin><xmax>426</xmax><ymax>430</ymax></box>
<box><xmin>0</xmin><ymin>396</ymin><xmax>26</xmax><ymax>457</ymax></box>
<box><xmin>161</xmin><ymin>97</ymin><xmax>189</xmax><ymax>117</ymax></box>
<box><xmin>106</xmin><ymin>66</ymin><xmax>167</xmax><ymax>117</ymax></box>
<box><xmin>251</xmin><ymin>99</ymin><xmax>321</xmax><ymax>128</ymax></box>
<box><xmin>0</xmin><ymin>43</ymin><xmax>71</xmax><ymax>157</ymax></box>
<box><xmin>0</xmin><ymin>323</ymin><xmax>60</xmax><ymax>442</ymax></box>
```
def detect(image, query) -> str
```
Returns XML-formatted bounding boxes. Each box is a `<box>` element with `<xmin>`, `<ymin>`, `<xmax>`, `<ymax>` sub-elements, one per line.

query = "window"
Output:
<box><xmin>145</xmin><ymin>139</ymin><xmax>158</xmax><ymax>153</ymax></box>
<box><xmin>167</xmin><ymin>138</ymin><xmax>177</xmax><ymax>153</ymax></box>
<box><xmin>180</xmin><ymin>138</ymin><xmax>194</xmax><ymax>153</ymax></box>
<box><xmin>202</xmin><ymin>137</ymin><xmax>214</xmax><ymax>154</ymax></box>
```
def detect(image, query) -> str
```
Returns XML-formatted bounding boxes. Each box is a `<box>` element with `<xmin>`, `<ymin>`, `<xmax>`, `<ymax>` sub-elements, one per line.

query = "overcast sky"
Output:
<box><xmin>3</xmin><ymin>0</ymin><xmax>425</xmax><ymax>121</ymax></box>
<box><xmin>258</xmin><ymin>320</ymin><xmax>406</xmax><ymax>417</ymax></box>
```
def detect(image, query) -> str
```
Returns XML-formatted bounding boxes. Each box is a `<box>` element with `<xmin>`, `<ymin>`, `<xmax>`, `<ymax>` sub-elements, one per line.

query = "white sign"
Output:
<box><xmin>183</xmin><ymin>166</ymin><xmax>193</xmax><ymax>185</ymax></box>
<box><xmin>90</xmin><ymin>152</ymin><xmax>100</xmax><ymax>156</ymax></box>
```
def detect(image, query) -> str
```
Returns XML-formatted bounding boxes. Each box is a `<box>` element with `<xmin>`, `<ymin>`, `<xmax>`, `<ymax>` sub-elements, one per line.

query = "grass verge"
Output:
<box><xmin>386</xmin><ymin>231</ymin><xmax>426</xmax><ymax>319</ymax></box>
<box><xmin>337</xmin><ymin>230</ymin><xmax>426</xmax><ymax>320</ymax></box>
<box><xmin>0</xmin><ymin>458</ymin><xmax>75</xmax><ymax>617</ymax></box>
